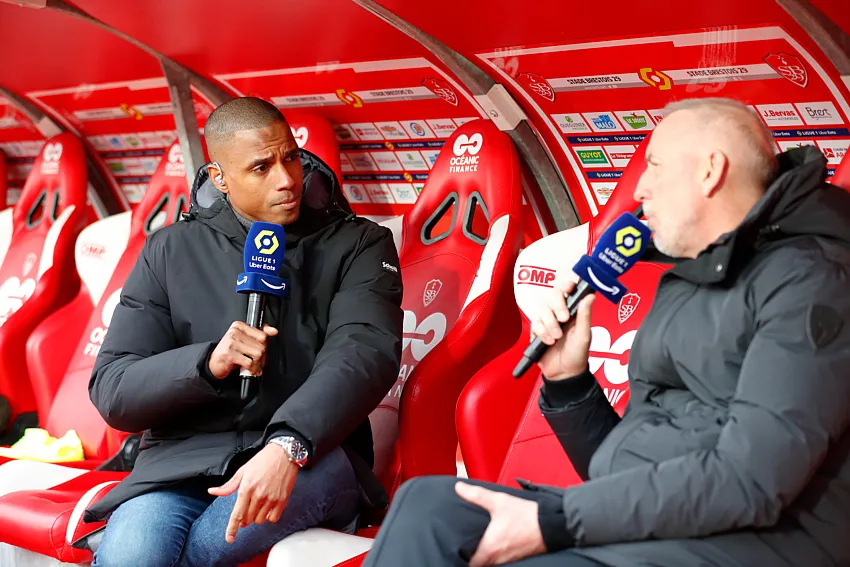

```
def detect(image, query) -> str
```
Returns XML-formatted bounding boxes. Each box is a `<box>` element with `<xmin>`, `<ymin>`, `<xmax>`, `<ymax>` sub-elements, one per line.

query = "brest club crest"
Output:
<box><xmin>517</xmin><ymin>72</ymin><xmax>555</xmax><ymax>102</ymax></box>
<box><xmin>764</xmin><ymin>52</ymin><xmax>808</xmax><ymax>88</ymax></box>
<box><xmin>423</xmin><ymin>279</ymin><xmax>443</xmax><ymax>307</ymax></box>
<box><xmin>617</xmin><ymin>293</ymin><xmax>641</xmax><ymax>324</ymax></box>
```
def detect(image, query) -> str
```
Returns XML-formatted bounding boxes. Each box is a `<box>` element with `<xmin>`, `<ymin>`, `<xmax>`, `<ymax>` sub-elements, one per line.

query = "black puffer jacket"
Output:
<box><xmin>85</xmin><ymin>150</ymin><xmax>403</xmax><ymax>522</ymax></box>
<box><xmin>541</xmin><ymin>146</ymin><xmax>850</xmax><ymax>567</ymax></box>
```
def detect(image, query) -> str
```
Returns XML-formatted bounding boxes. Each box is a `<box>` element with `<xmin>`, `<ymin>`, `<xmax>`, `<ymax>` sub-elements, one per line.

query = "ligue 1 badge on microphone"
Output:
<box><xmin>237</xmin><ymin>222</ymin><xmax>290</xmax><ymax>298</ymax></box>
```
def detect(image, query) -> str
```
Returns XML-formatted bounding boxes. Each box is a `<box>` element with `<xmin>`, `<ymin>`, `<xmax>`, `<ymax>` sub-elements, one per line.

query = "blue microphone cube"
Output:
<box><xmin>237</xmin><ymin>221</ymin><xmax>289</xmax><ymax>298</ymax></box>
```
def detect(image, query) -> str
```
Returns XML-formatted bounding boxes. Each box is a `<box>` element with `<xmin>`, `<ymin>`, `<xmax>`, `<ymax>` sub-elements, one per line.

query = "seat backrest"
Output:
<box><xmin>26</xmin><ymin>141</ymin><xmax>188</xmax><ymax>459</ymax></box>
<box><xmin>833</xmin><ymin>149</ymin><xmax>850</xmax><ymax>191</ymax></box>
<box><xmin>459</xmin><ymin>135</ymin><xmax>669</xmax><ymax>488</ymax></box>
<box><xmin>286</xmin><ymin>113</ymin><xmax>342</xmax><ymax>184</ymax></box>
<box><xmin>0</xmin><ymin>133</ymin><xmax>89</xmax><ymax>422</ymax></box>
<box><xmin>369</xmin><ymin>119</ymin><xmax>525</xmax><ymax>497</ymax></box>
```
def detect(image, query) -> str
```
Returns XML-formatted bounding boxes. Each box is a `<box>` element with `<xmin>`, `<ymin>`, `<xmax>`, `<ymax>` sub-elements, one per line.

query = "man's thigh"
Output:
<box><xmin>364</xmin><ymin>476</ymin><xmax>556</xmax><ymax>567</ymax></box>
<box><xmin>92</xmin><ymin>488</ymin><xmax>211</xmax><ymax>567</ymax></box>
<box><xmin>179</xmin><ymin>446</ymin><xmax>361</xmax><ymax>567</ymax></box>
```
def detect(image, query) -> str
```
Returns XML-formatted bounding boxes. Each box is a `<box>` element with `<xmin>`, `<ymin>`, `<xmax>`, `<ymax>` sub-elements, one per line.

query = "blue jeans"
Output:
<box><xmin>92</xmin><ymin>447</ymin><xmax>360</xmax><ymax>567</ymax></box>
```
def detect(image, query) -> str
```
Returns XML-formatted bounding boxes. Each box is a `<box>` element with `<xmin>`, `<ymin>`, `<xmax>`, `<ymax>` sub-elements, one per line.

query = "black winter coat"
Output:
<box><xmin>85</xmin><ymin>151</ymin><xmax>403</xmax><ymax>522</ymax></box>
<box><xmin>542</xmin><ymin>146</ymin><xmax>850</xmax><ymax>567</ymax></box>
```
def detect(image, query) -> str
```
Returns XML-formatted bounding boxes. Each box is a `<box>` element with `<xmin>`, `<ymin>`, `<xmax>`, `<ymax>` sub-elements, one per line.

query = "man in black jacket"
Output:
<box><xmin>87</xmin><ymin>97</ymin><xmax>403</xmax><ymax>567</ymax></box>
<box><xmin>362</xmin><ymin>97</ymin><xmax>850</xmax><ymax>567</ymax></box>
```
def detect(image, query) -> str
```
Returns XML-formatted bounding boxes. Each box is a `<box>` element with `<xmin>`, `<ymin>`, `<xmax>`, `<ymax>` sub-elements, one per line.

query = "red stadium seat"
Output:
<box><xmin>0</xmin><ymin>133</ymin><xmax>89</xmax><ymax>430</ymax></box>
<box><xmin>0</xmin><ymin>150</ymin><xmax>7</xmax><ymax>210</ymax></box>
<box><xmin>287</xmin><ymin>113</ymin><xmax>343</xmax><ymax>184</ymax></box>
<box><xmin>456</xmin><ymin>134</ymin><xmax>669</xmax><ymax>488</ymax></box>
<box><xmin>0</xmin><ymin>142</ymin><xmax>189</xmax><ymax>565</ymax></box>
<box><xmin>267</xmin><ymin>118</ymin><xmax>526</xmax><ymax>565</ymax></box>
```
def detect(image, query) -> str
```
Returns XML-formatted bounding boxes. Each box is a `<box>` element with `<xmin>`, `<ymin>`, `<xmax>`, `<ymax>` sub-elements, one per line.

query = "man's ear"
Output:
<box><xmin>700</xmin><ymin>150</ymin><xmax>728</xmax><ymax>198</ymax></box>
<box><xmin>208</xmin><ymin>162</ymin><xmax>228</xmax><ymax>193</ymax></box>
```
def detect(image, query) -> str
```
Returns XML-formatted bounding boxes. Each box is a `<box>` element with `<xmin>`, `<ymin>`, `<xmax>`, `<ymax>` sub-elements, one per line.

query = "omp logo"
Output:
<box><xmin>639</xmin><ymin>68</ymin><xmax>673</xmax><ymax>90</ymax></box>
<box><xmin>0</xmin><ymin>277</ymin><xmax>36</xmax><ymax>326</ymax></box>
<box><xmin>80</xmin><ymin>243</ymin><xmax>106</xmax><ymax>257</ymax></box>
<box><xmin>516</xmin><ymin>265</ymin><xmax>556</xmax><ymax>288</ymax></box>
<box><xmin>450</xmin><ymin>133</ymin><xmax>483</xmax><ymax>174</ymax></box>
<box><xmin>254</xmin><ymin>230</ymin><xmax>279</xmax><ymax>255</ymax></box>
<box><xmin>291</xmin><ymin>126</ymin><xmax>309</xmax><ymax>147</ymax></box>
<box><xmin>589</xmin><ymin>326</ymin><xmax>636</xmax><ymax>388</ymax></box>
<box><xmin>391</xmin><ymin>310</ymin><xmax>448</xmax><ymax>397</ymax></box>
<box><xmin>40</xmin><ymin>142</ymin><xmax>63</xmax><ymax>175</ymax></box>
<box><xmin>336</xmin><ymin>89</ymin><xmax>363</xmax><ymax>108</ymax></box>
<box><xmin>165</xmin><ymin>144</ymin><xmax>185</xmax><ymax>177</ymax></box>
<box><xmin>615</xmin><ymin>226</ymin><xmax>642</xmax><ymax>257</ymax></box>
<box><xmin>453</xmin><ymin>133</ymin><xmax>483</xmax><ymax>156</ymax></box>
<box><xmin>84</xmin><ymin>287</ymin><xmax>122</xmax><ymax>357</ymax></box>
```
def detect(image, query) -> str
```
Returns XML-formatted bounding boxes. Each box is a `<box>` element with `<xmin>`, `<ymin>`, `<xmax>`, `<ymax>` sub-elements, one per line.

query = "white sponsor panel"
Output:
<box><xmin>339</xmin><ymin>153</ymin><xmax>355</xmax><ymax>173</ymax></box>
<box><xmin>123</xmin><ymin>134</ymin><xmax>142</xmax><ymax>149</ymax></box>
<box><xmin>365</xmin><ymin>184</ymin><xmax>395</xmax><ymax>203</ymax></box>
<box><xmin>582</xmin><ymin>111</ymin><xmax>624</xmax><ymax>133</ymax></box>
<box><xmin>271</xmin><ymin>93</ymin><xmax>340</xmax><ymax>108</ymax></box>
<box><xmin>140</xmin><ymin>157</ymin><xmax>160</xmax><ymax>174</ymax></box>
<box><xmin>453</xmin><ymin>117</ymin><xmax>478</xmax><ymax>127</ymax></box>
<box><xmin>350</xmin><ymin>123</ymin><xmax>383</xmax><ymax>141</ymax></box>
<box><xmin>374</xmin><ymin>121</ymin><xmax>408</xmax><ymax>140</ymax></box>
<box><xmin>816</xmin><ymin>139</ymin><xmax>849</xmax><ymax>165</ymax></box>
<box><xmin>549</xmin><ymin>73</ymin><xmax>637</xmax><ymax>91</ymax></box>
<box><xmin>401</xmin><ymin>120</ymin><xmax>435</xmax><ymax>139</ymax></box>
<box><xmin>666</xmin><ymin>63</ymin><xmax>776</xmax><ymax>83</ymax></box>
<box><xmin>139</xmin><ymin>131</ymin><xmax>166</xmax><ymax>148</ymax></box>
<box><xmin>647</xmin><ymin>109</ymin><xmax>667</xmax><ymax>125</ymax></box>
<box><xmin>388</xmin><ymin>183</ymin><xmax>418</xmax><ymax>204</ymax></box>
<box><xmin>591</xmin><ymin>182</ymin><xmax>617</xmax><ymax>205</ymax></box>
<box><xmin>776</xmin><ymin>140</ymin><xmax>818</xmax><ymax>153</ymax></box>
<box><xmin>413</xmin><ymin>182</ymin><xmax>425</xmax><ymax>194</ymax></box>
<box><xmin>20</xmin><ymin>141</ymin><xmax>44</xmax><ymax>157</ymax></box>
<box><xmin>420</xmin><ymin>149</ymin><xmax>441</xmax><ymax>169</ymax></box>
<box><xmin>370</xmin><ymin>151</ymin><xmax>403</xmax><ymax>172</ymax></box>
<box><xmin>794</xmin><ymin>101</ymin><xmax>843</xmax><ymax>125</ymax></box>
<box><xmin>551</xmin><ymin>113</ymin><xmax>592</xmax><ymax>134</ymax></box>
<box><xmin>122</xmin><ymin>184</ymin><xmax>146</xmax><ymax>204</ymax></box>
<box><xmin>333</xmin><ymin>124</ymin><xmax>359</xmax><ymax>141</ymax></box>
<box><xmin>358</xmin><ymin>86</ymin><xmax>435</xmax><ymax>103</ymax></box>
<box><xmin>573</xmin><ymin>145</ymin><xmax>611</xmax><ymax>168</ymax></box>
<box><xmin>342</xmin><ymin>183</ymin><xmax>371</xmax><ymax>203</ymax></box>
<box><xmin>756</xmin><ymin>103</ymin><xmax>804</xmax><ymax>126</ymax></box>
<box><xmin>395</xmin><ymin>150</ymin><xmax>429</xmax><ymax>171</ymax></box>
<box><xmin>603</xmin><ymin>145</ymin><xmax>637</xmax><ymax>168</ymax></box>
<box><xmin>426</xmin><ymin>119</ymin><xmax>458</xmax><ymax>138</ymax></box>
<box><xmin>346</xmin><ymin>152</ymin><xmax>378</xmax><ymax>171</ymax></box>
<box><xmin>614</xmin><ymin>110</ymin><xmax>655</xmax><ymax>131</ymax></box>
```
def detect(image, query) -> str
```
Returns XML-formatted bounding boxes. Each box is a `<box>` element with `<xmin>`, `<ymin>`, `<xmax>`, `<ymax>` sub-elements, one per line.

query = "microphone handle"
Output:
<box><xmin>240</xmin><ymin>292</ymin><xmax>266</xmax><ymax>400</ymax></box>
<box><xmin>512</xmin><ymin>279</ymin><xmax>594</xmax><ymax>378</ymax></box>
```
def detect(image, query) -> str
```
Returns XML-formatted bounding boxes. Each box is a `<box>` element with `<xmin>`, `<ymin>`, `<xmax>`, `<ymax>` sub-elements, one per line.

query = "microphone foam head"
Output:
<box><xmin>591</xmin><ymin>212</ymin><xmax>651</xmax><ymax>277</ymax></box>
<box><xmin>244</xmin><ymin>221</ymin><xmax>285</xmax><ymax>276</ymax></box>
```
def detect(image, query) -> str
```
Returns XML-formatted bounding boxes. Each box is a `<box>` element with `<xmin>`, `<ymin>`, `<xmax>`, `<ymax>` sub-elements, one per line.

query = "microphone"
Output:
<box><xmin>237</xmin><ymin>222</ymin><xmax>290</xmax><ymax>400</ymax></box>
<box><xmin>512</xmin><ymin>212</ymin><xmax>651</xmax><ymax>378</ymax></box>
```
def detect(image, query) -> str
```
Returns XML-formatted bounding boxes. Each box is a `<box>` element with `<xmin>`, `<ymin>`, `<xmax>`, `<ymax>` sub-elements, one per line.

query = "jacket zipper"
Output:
<box><xmin>219</xmin><ymin>431</ymin><xmax>245</xmax><ymax>475</ymax></box>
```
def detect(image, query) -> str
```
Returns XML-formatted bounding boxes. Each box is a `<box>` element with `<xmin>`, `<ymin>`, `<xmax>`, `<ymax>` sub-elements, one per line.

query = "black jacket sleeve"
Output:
<box><xmin>540</xmin><ymin>368</ymin><xmax>621</xmax><ymax>480</ymax></box>
<box><xmin>89</xmin><ymin>233</ymin><xmax>225</xmax><ymax>433</ymax></box>
<box><xmin>263</xmin><ymin>224</ymin><xmax>403</xmax><ymax>462</ymax></box>
<box><xmin>558</xmin><ymin>253</ymin><xmax>850</xmax><ymax>547</ymax></box>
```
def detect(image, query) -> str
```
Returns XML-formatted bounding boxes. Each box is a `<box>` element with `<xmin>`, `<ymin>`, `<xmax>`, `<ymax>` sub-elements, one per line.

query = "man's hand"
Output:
<box><xmin>530</xmin><ymin>280</ymin><xmax>596</xmax><ymax>380</ymax></box>
<box><xmin>208</xmin><ymin>322</ymin><xmax>278</xmax><ymax>379</ymax></box>
<box><xmin>208</xmin><ymin>443</ymin><xmax>298</xmax><ymax>543</ymax></box>
<box><xmin>455</xmin><ymin>482</ymin><xmax>546</xmax><ymax>567</ymax></box>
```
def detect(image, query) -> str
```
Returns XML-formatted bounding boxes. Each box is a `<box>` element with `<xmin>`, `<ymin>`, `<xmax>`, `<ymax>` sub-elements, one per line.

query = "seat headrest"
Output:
<box><xmin>14</xmin><ymin>133</ymin><xmax>87</xmax><ymax>231</ymax></box>
<box><xmin>401</xmin><ymin>119</ymin><xmax>520</xmax><ymax>261</ymax></box>
<box><xmin>833</xmin><ymin>149</ymin><xmax>850</xmax><ymax>191</ymax></box>
<box><xmin>130</xmin><ymin>141</ymin><xmax>189</xmax><ymax>236</ymax></box>
<box><xmin>285</xmin><ymin>113</ymin><xmax>342</xmax><ymax>184</ymax></box>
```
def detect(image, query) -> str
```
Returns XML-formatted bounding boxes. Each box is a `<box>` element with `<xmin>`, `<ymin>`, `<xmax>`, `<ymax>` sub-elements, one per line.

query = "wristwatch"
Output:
<box><xmin>268</xmin><ymin>436</ymin><xmax>309</xmax><ymax>468</ymax></box>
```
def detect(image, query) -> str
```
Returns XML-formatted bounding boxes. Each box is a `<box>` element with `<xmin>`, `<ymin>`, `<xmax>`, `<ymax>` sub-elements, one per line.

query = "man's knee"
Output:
<box><xmin>388</xmin><ymin>476</ymin><xmax>464</xmax><ymax>524</ymax></box>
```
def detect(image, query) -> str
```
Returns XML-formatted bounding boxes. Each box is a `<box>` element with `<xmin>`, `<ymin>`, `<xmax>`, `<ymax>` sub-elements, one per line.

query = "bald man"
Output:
<box><xmin>86</xmin><ymin>97</ymin><xmax>403</xmax><ymax>567</ymax></box>
<box><xmin>362</xmin><ymin>97</ymin><xmax>850</xmax><ymax>567</ymax></box>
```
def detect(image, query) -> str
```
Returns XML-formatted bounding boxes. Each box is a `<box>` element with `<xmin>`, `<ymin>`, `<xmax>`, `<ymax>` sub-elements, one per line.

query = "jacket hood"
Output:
<box><xmin>188</xmin><ymin>148</ymin><xmax>353</xmax><ymax>240</ymax></box>
<box><xmin>662</xmin><ymin>146</ymin><xmax>850</xmax><ymax>283</ymax></box>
